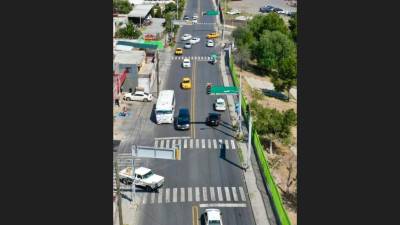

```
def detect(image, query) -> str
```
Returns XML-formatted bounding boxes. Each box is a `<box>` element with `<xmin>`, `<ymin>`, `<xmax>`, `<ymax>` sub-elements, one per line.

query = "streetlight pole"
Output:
<box><xmin>238</xmin><ymin>72</ymin><xmax>242</xmax><ymax>133</ymax></box>
<box><xmin>156</xmin><ymin>49</ymin><xmax>160</xmax><ymax>97</ymax></box>
<box><xmin>247</xmin><ymin>105</ymin><xmax>252</xmax><ymax>170</ymax></box>
<box><xmin>131</xmin><ymin>145</ymin><xmax>136</xmax><ymax>206</ymax></box>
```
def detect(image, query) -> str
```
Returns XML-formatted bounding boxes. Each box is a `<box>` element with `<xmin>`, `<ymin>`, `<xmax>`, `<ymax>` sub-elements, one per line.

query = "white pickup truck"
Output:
<box><xmin>119</xmin><ymin>167</ymin><xmax>164</xmax><ymax>191</ymax></box>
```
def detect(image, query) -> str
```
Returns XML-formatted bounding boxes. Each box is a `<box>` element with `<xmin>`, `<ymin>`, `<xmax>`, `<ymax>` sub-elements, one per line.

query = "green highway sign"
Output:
<box><xmin>210</xmin><ymin>86</ymin><xmax>239</xmax><ymax>95</ymax></box>
<box><xmin>205</xmin><ymin>10</ymin><xmax>219</xmax><ymax>16</ymax></box>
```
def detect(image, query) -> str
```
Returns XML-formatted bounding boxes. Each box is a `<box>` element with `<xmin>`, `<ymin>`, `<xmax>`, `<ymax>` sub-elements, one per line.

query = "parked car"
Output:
<box><xmin>119</xmin><ymin>167</ymin><xmax>164</xmax><ymax>191</ymax></box>
<box><xmin>123</xmin><ymin>91</ymin><xmax>152</xmax><ymax>102</ymax></box>
<box><xmin>175</xmin><ymin>108</ymin><xmax>190</xmax><ymax>130</ymax></box>
<box><xmin>214</xmin><ymin>98</ymin><xmax>226</xmax><ymax>111</ymax></box>
<box><xmin>206</xmin><ymin>113</ymin><xmax>221</xmax><ymax>126</ymax></box>
<box><xmin>182</xmin><ymin>58</ymin><xmax>191</xmax><ymax>68</ymax></box>
<box><xmin>227</xmin><ymin>9</ymin><xmax>240</xmax><ymax>15</ymax></box>
<box><xmin>207</xmin><ymin>39</ymin><xmax>214</xmax><ymax>47</ymax></box>
<box><xmin>181</xmin><ymin>77</ymin><xmax>192</xmax><ymax>89</ymax></box>
<box><xmin>204</xmin><ymin>209</ymin><xmax>223</xmax><ymax>225</ymax></box>
<box><xmin>184</xmin><ymin>42</ymin><xmax>192</xmax><ymax>49</ymax></box>
<box><xmin>175</xmin><ymin>48</ymin><xmax>183</xmax><ymax>55</ymax></box>
<box><xmin>207</xmin><ymin>32</ymin><xmax>219</xmax><ymax>39</ymax></box>
<box><xmin>273</xmin><ymin>7</ymin><xmax>287</xmax><ymax>14</ymax></box>
<box><xmin>260</xmin><ymin>5</ymin><xmax>274</xmax><ymax>13</ymax></box>
<box><xmin>190</xmin><ymin>37</ymin><xmax>201</xmax><ymax>44</ymax></box>
<box><xmin>262</xmin><ymin>89</ymin><xmax>289</xmax><ymax>101</ymax></box>
<box><xmin>181</xmin><ymin>34</ymin><xmax>192</xmax><ymax>41</ymax></box>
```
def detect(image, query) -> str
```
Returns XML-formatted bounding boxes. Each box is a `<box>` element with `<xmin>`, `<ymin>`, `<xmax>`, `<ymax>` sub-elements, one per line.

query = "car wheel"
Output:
<box><xmin>146</xmin><ymin>186</ymin><xmax>152</xmax><ymax>192</ymax></box>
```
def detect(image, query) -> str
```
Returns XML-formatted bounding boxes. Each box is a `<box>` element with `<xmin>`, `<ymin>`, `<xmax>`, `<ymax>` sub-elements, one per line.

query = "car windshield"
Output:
<box><xmin>143</xmin><ymin>171</ymin><xmax>154</xmax><ymax>179</ymax></box>
<box><xmin>210</xmin><ymin>114</ymin><xmax>219</xmax><ymax>120</ymax></box>
<box><xmin>183</xmin><ymin>80</ymin><xmax>189</xmax><ymax>83</ymax></box>
<box><xmin>156</xmin><ymin>110</ymin><xmax>173</xmax><ymax>115</ymax></box>
<box><xmin>209</xmin><ymin>220</ymin><xmax>221</xmax><ymax>225</ymax></box>
<box><xmin>178</xmin><ymin>116</ymin><xmax>190</xmax><ymax>124</ymax></box>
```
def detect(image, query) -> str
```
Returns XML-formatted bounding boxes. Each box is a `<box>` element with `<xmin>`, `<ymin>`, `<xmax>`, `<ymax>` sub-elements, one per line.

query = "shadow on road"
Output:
<box><xmin>149</xmin><ymin>104</ymin><xmax>157</xmax><ymax>124</ymax></box>
<box><xmin>113</xmin><ymin>140</ymin><xmax>121</xmax><ymax>152</ymax></box>
<box><xmin>219</xmin><ymin>143</ymin><xmax>245</xmax><ymax>170</ymax></box>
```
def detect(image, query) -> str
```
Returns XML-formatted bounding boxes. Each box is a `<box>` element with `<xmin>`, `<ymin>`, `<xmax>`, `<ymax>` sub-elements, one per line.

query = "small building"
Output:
<box><xmin>138</xmin><ymin>62</ymin><xmax>156</xmax><ymax>93</ymax></box>
<box><xmin>113</xmin><ymin>50</ymin><xmax>146</xmax><ymax>92</ymax></box>
<box><xmin>127</xmin><ymin>4</ymin><xmax>153</xmax><ymax>27</ymax></box>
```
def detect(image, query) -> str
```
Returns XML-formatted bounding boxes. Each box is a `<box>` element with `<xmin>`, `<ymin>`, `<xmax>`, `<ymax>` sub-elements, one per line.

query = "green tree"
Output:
<box><xmin>113</xmin><ymin>0</ymin><xmax>132</xmax><ymax>14</ymax></box>
<box><xmin>235</xmin><ymin>44</ymin><xmax>251</xmax><ymax>71</ymax></box>
<box><xmin>164</xmin><ymin>12</ymin><xmax>174</xmax><ymax>33</ymax></box>
<box><xmin>248</xmin><ymin>13</ymin><xmax>289</xmax><ymax>40</ymax></box>
<box><xmin>272</xmin><ymin>53</ymin><xmax>297</xmax><ymax>95</ymax></box>
<box><xmin>254</xmin><ymin>30</ymin><xmax>296</xmax><ymax>73</ymax></box>
<box><xmin>288</xmin><ymin>13</ymin><xmax>297</xmax><ymax>42</ymax></box>
<box><xmin>115</xmin><ymin>22</ymin><xmax>142</xmax><ymax>39</ymax></box>
<box><xmin>232</xmin><ymin>26</ymin><xmax>255</xmax><ymax>49</ymax></box>
<box><xmin>164</xmin><ymin>2</ymin><xmax>177</xmax><ymax>15</ymax></box>
<box><xmin>153</xmin><ymin>5</ymin><xmax>162</xmax><ymax>18</ymax></box>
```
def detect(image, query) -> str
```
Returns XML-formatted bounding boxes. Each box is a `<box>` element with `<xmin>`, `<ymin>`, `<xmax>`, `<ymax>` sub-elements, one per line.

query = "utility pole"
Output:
<box><xmin>131</xmin><ymin>145</ymin><xmax>136</xmax><ymax>206</ymax></box>
<box><xmin>247</xmin><ymin>109</ymin><xmax>252</xmax><ymax>170</ymax></box>
<box><xmin>238</xmin><ymin>72</ymin><xmax>242</xmax><ymax>133</ymax></box>
<box><xmin>156</xmin><ymin>49</ymin><xmax>160</xmax><ymax>97</ymax></box>
<box><xmin>114</xmin><ymin>160</ymin><xmax>124</xmax><ymax>225</ymax></box>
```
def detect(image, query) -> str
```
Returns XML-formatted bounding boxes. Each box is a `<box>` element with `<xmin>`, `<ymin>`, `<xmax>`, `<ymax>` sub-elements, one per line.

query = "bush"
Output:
<box><xmin>113</xmin><ymin>0</ymin><xmax>132</xmax><ymax>14</ymax></box>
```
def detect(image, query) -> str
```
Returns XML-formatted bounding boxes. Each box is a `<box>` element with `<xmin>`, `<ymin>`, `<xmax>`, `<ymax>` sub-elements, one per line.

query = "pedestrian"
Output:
<box><xmin>115</xmin><ymin>99</ymin><xmax>120</xmax><ymax>107</ymax></box>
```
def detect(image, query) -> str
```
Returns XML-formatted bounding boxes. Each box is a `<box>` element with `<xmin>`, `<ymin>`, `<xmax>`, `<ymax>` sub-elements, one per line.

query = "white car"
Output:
<box><xmin>184</xmin><ymin>42</ymin><xmax>192</xmax><ymax>49</ymax></box>
<box><xmin>123</xmin><ymin>91</ymin><xmax>152</xmax><ymax>102</ymax></box>
<box><xmin>207</xmin><ymin>39</ymin><xmax>214</xmax><ymax>47</ymax></box>
<box><xmin>119</xmin><ymin>167</ymin><xmax>165</xmax><ymax>191</ymax></box>
<box><xmin>214</xmin><ymin>98</ymin><xmax>226</xmax><ymax>111</ymax></box>
<box><xmin>181</xmin><ymin>34</ymin><xmax>192</xmax><ymax>41</ymax></box>
<box><xmin>205</xmin><ymin>209</ymin><xmax>223</xmax><ymax>225</ymax></box>
<box><xmin>192</xmin><ymin>19</ymin><xmax>198</xmax><ymax>24</ymax></box>
<box><xmin>190</xmin><ymin>37</ymin><xmax>201</xmax><ymax>44</ymax></box>
<box><xmin>227</xmin><ymin>9</ymin><xmax>240</xmax><ymax>15</ymax></box>
<box><xmin>182</xmin><ymin>58</ymin><xmax>191</xmax><ymax>68</ymax></box>
<box><xmin>192</xmin><ymin>15</ymin><xmax>198</xmax><ymax>20</ymax></box>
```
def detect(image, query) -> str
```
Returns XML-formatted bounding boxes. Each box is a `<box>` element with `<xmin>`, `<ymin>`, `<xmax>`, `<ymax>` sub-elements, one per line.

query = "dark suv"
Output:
<box><xmin>260</xmin><ymin>5</ymin><xmax>274</xmax><ymax>13</ymax></box>
<box><xmin>206</xmin><ymin>113</ymin><xmax>221</xmax><ymax>126</ymax></box>
<box><xmin>176</xmin><ymin>108</ymin><xmax>190</xmax><ymax>130</ymax></box>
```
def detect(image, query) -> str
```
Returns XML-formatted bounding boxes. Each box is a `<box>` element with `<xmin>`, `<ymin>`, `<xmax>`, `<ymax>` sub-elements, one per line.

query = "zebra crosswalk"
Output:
<box><xmin>117</xmin><ymin>185</ymin><xmax>247</xmax><ymax>205</ymax></box>
<box><xmin>171</xmin><ymin>56</ymin><xmax>214</xmax><ymax>61</ymax></box>
<box><xmin>154</xmin><ymin>138</ymin><xmax>237</xmax><ymax>150</ymax></box>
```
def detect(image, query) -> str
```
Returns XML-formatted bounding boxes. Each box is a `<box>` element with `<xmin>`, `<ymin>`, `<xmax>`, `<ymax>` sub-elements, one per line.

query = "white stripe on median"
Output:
<box><xmin>199</xmin><ymin>203</ymin><xmax>247</xmax><ymax>208</ymax></box>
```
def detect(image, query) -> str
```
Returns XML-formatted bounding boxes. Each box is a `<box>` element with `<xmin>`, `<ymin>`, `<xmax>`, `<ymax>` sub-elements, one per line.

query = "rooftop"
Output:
<box><xmin>206</xmin><ymin>209</ymin><xmax>221</xmax><ymax>221</ymax></box>
<box><xmin>135</xmin><ymin>167</ymin><xmax>151</xmax><ymax>175</ymax></box>
<box><xmin>128</xmin><ymin>4</ymin><xmax>153</xmax><ymax>18</ymax></box>
<box><xmin>114</xmin><ymin>50</ymin><xmax>145</xmax><ymax>65</ymax></box>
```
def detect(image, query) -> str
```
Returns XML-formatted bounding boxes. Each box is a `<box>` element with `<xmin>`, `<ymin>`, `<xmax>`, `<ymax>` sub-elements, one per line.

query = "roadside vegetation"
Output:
<box><xmin>114</xmin><ymin>22</ymin><xmax>142</xmax><ymax>39</ymax></box>
<box><xmin>113</xmin><ymin>0</ymin><xmax>132</xmax><ymax>14</ymax></box>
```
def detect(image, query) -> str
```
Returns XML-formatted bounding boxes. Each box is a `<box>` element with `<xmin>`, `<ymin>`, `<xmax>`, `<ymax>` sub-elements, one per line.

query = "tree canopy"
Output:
<box><xmin>288</xmin><ymin>13</ymin><xmax>297</xmax><ymax>42</ymax></box>
<box><xmin>248</xmin><ymin>13</ymin><xmax>289</xmax><ymax>40</ymax></box>
<box><xmin>113</xmin><ymin>0</ymin><xmax>132</xmax><ymax>14</ymax></box>
<box><xmin>115</xmin><ymin>22</ymin><xmax>142</xmax><ymax>39</ymax></box>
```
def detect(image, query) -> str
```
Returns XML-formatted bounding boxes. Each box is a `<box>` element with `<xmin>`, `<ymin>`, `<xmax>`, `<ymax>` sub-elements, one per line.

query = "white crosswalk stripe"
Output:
<box><xmin>202</xmin><ymin>139</ymin><xmax>205</xmax><ymax>149</ymax></box>
<box><xmin>213</xmin><ymin>139</ymin><xmax>217</xmax><ymax>149</ymax></box>
<box><xmin>180</xmin><ymin>187</ymin><xmax>185</xmax><ymax>202</ymax></box>
<box><xmin>190</xmin><ymin>139</ymin><xmax>193</xmax><ymax>149</ymax></box>
<box><xmin>178</xmin><ymin>139</ymin><xmax>182</xmax><ymax>148</ymax></box>
<box><xmin>173</xmin><ymin>188</ymin><xmax>178</xmax><ymax>202</ymax></box>
<box><xmin>196</xmin><ymin>139</ymin><xmax>199</xmax><ymax>149</ymax></box>
<box><xmin>172</xmin><ymin>139</ymin><xmax>176</xmax><ymax>148</ymax></box>
<box><xmin>203</xmin><ymin>187</ymin><xmax>208</xmax><ymax>201</ymax></box>
<box><xmin>231</xmin><ymin>140</ymin><xmax>236</xmax><ymax>149</ymax></box>
<box><xmin>184</xmin><ymin>139</ymin><xmax>188</xmax><ymax>148</ymax></box>
<box><xmin>225</xmin><ymin>140</ymin><xmax>230</xmax><ymax>150</ymax></box>
<box><xmin>225</xmin><ymin>187</ymin><xmax>231</xmax><ymax>201</ymax></box>
<box><xmin>166</xmin><ymin>139</ymin><xmax>170</xmax><ymax>148</ymax></box>
<box><xmin>154</xmin><ymin>140</ymin><xmax>158</xmax><ymax>148</ymax></box>
<box><xmin>217</xmin><ymin>187</ymin><xmax>223</xmax><ymax>201</ymax></box>
<box><xmin>160</xmin><ymin>140</ymin><xmax>165</xmax><ymax>148</ymax></box>
<box><xmin>232</xmin><ymin>187</ymin><xmax>239</xmax><ymax>201</ymax></box>
<box><xmin>195</xmin><ymin>187</ymin><xmax>200</xmax><ymax>202</ymax></box>
<box><xmin>158</xmin><ymin>188</ymin><xmax>163</xmax><ymax>203</ymax></box>
<box><xmin>239</xmin><ymin>187</ymin><xmax>246</xmax><ymax>201</ymax></box>
<box><xmin>165</xmin><ymin>188</ymin><xmax>170</xmax><ymax>203</ymax></box>
<box><xmin>210</xmin><ymin>187</ymin><xmax>216</xmax><ymax>201</ymax></box>
<box><xmin>151</xmin><ymin>192</ymin><xmax>156</xmax><ymax>203</ymax></box>
<box><xmin>188</xmin><ymin>187</ymin><xmax>193</xmax><ymax>202</ymax></box>
<box><xmin>208</xmin><ymin>139</ymin><xmax>211</xmax><ymax>148</ymax></box>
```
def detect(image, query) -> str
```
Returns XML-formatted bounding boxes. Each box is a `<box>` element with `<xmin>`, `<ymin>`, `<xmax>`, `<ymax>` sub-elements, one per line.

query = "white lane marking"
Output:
<box><xmin>154</xmin><ymin>136</ymin><xmax>191</xmax><ymax>140</ymax></box>
<box><xmin>166</xmin><ymin>139</ymin><xmax>170</xmax><ymax>148</ymax></box>
<box><xmin>165</xmin><ymin>188</ymin><xmax>170</xmax><ymax>203</ymax></box>
<box><xmin>158</xmin><ymin>188</ymin><xmax>163</xmax><ymax>203</ymax></box>
<box><xmin>199</xmin><ymin>203</ymin><xmax>247</xmax><ymax>208</ymax></box>
<box><xmin>231</xmin><ymin>140</ymin><xmax>236</xmax><ymax>149</ymax></box>
<box><xmin>225</xmin><ymin>140</ymin><xmax>230</xmax><ymax>150</ymax></box>
<box><xmin>202</xmin><ymin>187</ymin><xmax>208</xmax><ymax>201</ymax></box>
<box><xmin>217</xmin><ymin>187</ymin><xmax>223</xmax><ymax>201</ymax></box>
<box><xmin>195</xmin><ymin>187</ymin><xmax>200</xmax><ymax>202</ymax></box>
<box><xmin>225</xmin><ymin>187</ymin><xmax>231</xmax><ymax>201</ymax></box>
<box><xmin>213</xmin><ymin>139</ymin><xmax>217</xmax><ymax>149</ymax></box>
<box><xmin>190</xmin><ymin>139</ymin><xmax>193</xmax><ymax>149</ymax></box>
<box><xmin>178</xmin><ymin>139</ymin><xmax>182</xmax><ymax>148</ymax></box>
<box><xmin>196</xmin><ymin>139</ymin><xmax>199</xmax><ymax>149</ymax></box>
<box><xmin>154</xmin><ymin>140</ymin><xmax>158</xmax><ymax>148</ymax></box>
<box><xmin>184</xmin><ymin>139</ymin><xmax>188</xmax><ymax>148</ymax></box>
<box><xmin>151</xmin><ymin>192</ymin><xmax>156</xmax><ymax>203</ymax></box>
<box><xmin>180</xmin><ymin>187</ymin><xmax>185</xmax><ymax>202</ymax></box>
<box><xmin>172</xmin><ymin>139</ymin><xmax>176</xmax><ymax>148</ymax></box>
<box><xmin>231</xmin><ymin>187</ymin><xmax>238</xmax><ymax>201</ymax></box>
<box><xmin>201</xmin><ymin>139</ymin><xmax>205</xmax><ymax>149</ymax></box>
<box><xmin>160</xmin><ymin>140</ymin><xmax>165</xmax><ymax>148</ymax></box>
<box><xmin>188</xmin><ymin>187</ymin><xmax>193</xmax><ymax>202</ymax></box>
<box><xmin>210</xmin><ymin>187</ymin><xmax>216</xmax><ymax>201</ymax></box>
<box><xmin>239</xmin><ymin>187</ymin><xmax>246</xmax><ymax>201</ymax></box>
<box><xmin>208</xmin><ymin>139</ymin><xmax>211</xmax><ymax>149</ymax></box>
<box><xmin>173</xmin><ymin>188</ymin><xmax>178</xmax><ymax>202</ymax></box>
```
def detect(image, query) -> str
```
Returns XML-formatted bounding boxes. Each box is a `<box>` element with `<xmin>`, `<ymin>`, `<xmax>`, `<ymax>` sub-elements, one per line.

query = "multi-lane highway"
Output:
<box><xmin>126</xmin><ymin>0</ymin><xmax>257</xmax><ymax>224</ymax></box>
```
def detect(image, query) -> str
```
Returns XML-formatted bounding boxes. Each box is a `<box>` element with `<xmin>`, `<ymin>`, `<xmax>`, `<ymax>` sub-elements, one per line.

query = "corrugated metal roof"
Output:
<box><xmin>128</xmin><ymin>5</ymin><xmax>153</xmax><ymax>18</ymax></box>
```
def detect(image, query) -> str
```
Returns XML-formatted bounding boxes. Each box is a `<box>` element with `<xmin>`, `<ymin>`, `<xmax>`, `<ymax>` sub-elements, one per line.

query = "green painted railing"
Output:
<box><xmin>229</xmin><ymin>55</ymin><xmax>292</xmax><ymax>225</ymax></box>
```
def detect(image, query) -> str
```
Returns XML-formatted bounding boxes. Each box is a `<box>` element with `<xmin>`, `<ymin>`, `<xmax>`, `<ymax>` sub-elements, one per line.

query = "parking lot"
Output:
<box><xmin>228</xmin><ymin>0</ymin><xmax>296</xmax><ymax>15</ymax></box>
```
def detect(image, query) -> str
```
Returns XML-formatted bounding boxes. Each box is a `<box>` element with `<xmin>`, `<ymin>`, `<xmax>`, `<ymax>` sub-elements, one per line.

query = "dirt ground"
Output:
<box><xmin>236</xmin><ymin>65</ymin><xmax>298</xmax><ymax>225</ymax></box>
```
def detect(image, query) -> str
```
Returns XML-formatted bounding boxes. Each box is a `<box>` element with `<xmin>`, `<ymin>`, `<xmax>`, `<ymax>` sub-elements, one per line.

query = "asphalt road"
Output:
<box><xmin>131</xmin><ymin>0</ymin><xmax>257</xmax><ymax>225</ymax></box>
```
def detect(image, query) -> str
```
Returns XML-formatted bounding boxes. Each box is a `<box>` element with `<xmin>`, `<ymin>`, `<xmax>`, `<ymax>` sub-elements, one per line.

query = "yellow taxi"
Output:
<box><xmin>181</xmin><ymin>77</ymin><xmax>192</xmax><ymax>89</ymax></box>
<box><xmin>207</xmin><ymin>32</ymin><xmax>219</xmax><ymax>39</ymax></box>
<box><xmin>175</xmin><ymin>48</ymin><xmax>183</xmax><ymax>55</ymax></box>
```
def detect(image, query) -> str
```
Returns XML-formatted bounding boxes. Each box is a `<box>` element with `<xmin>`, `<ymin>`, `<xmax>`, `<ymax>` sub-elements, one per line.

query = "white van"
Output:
<box><xmin>155</xmin><ymin>90</ymin><xmax>175</xmax><ymax>124</ymax></box>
